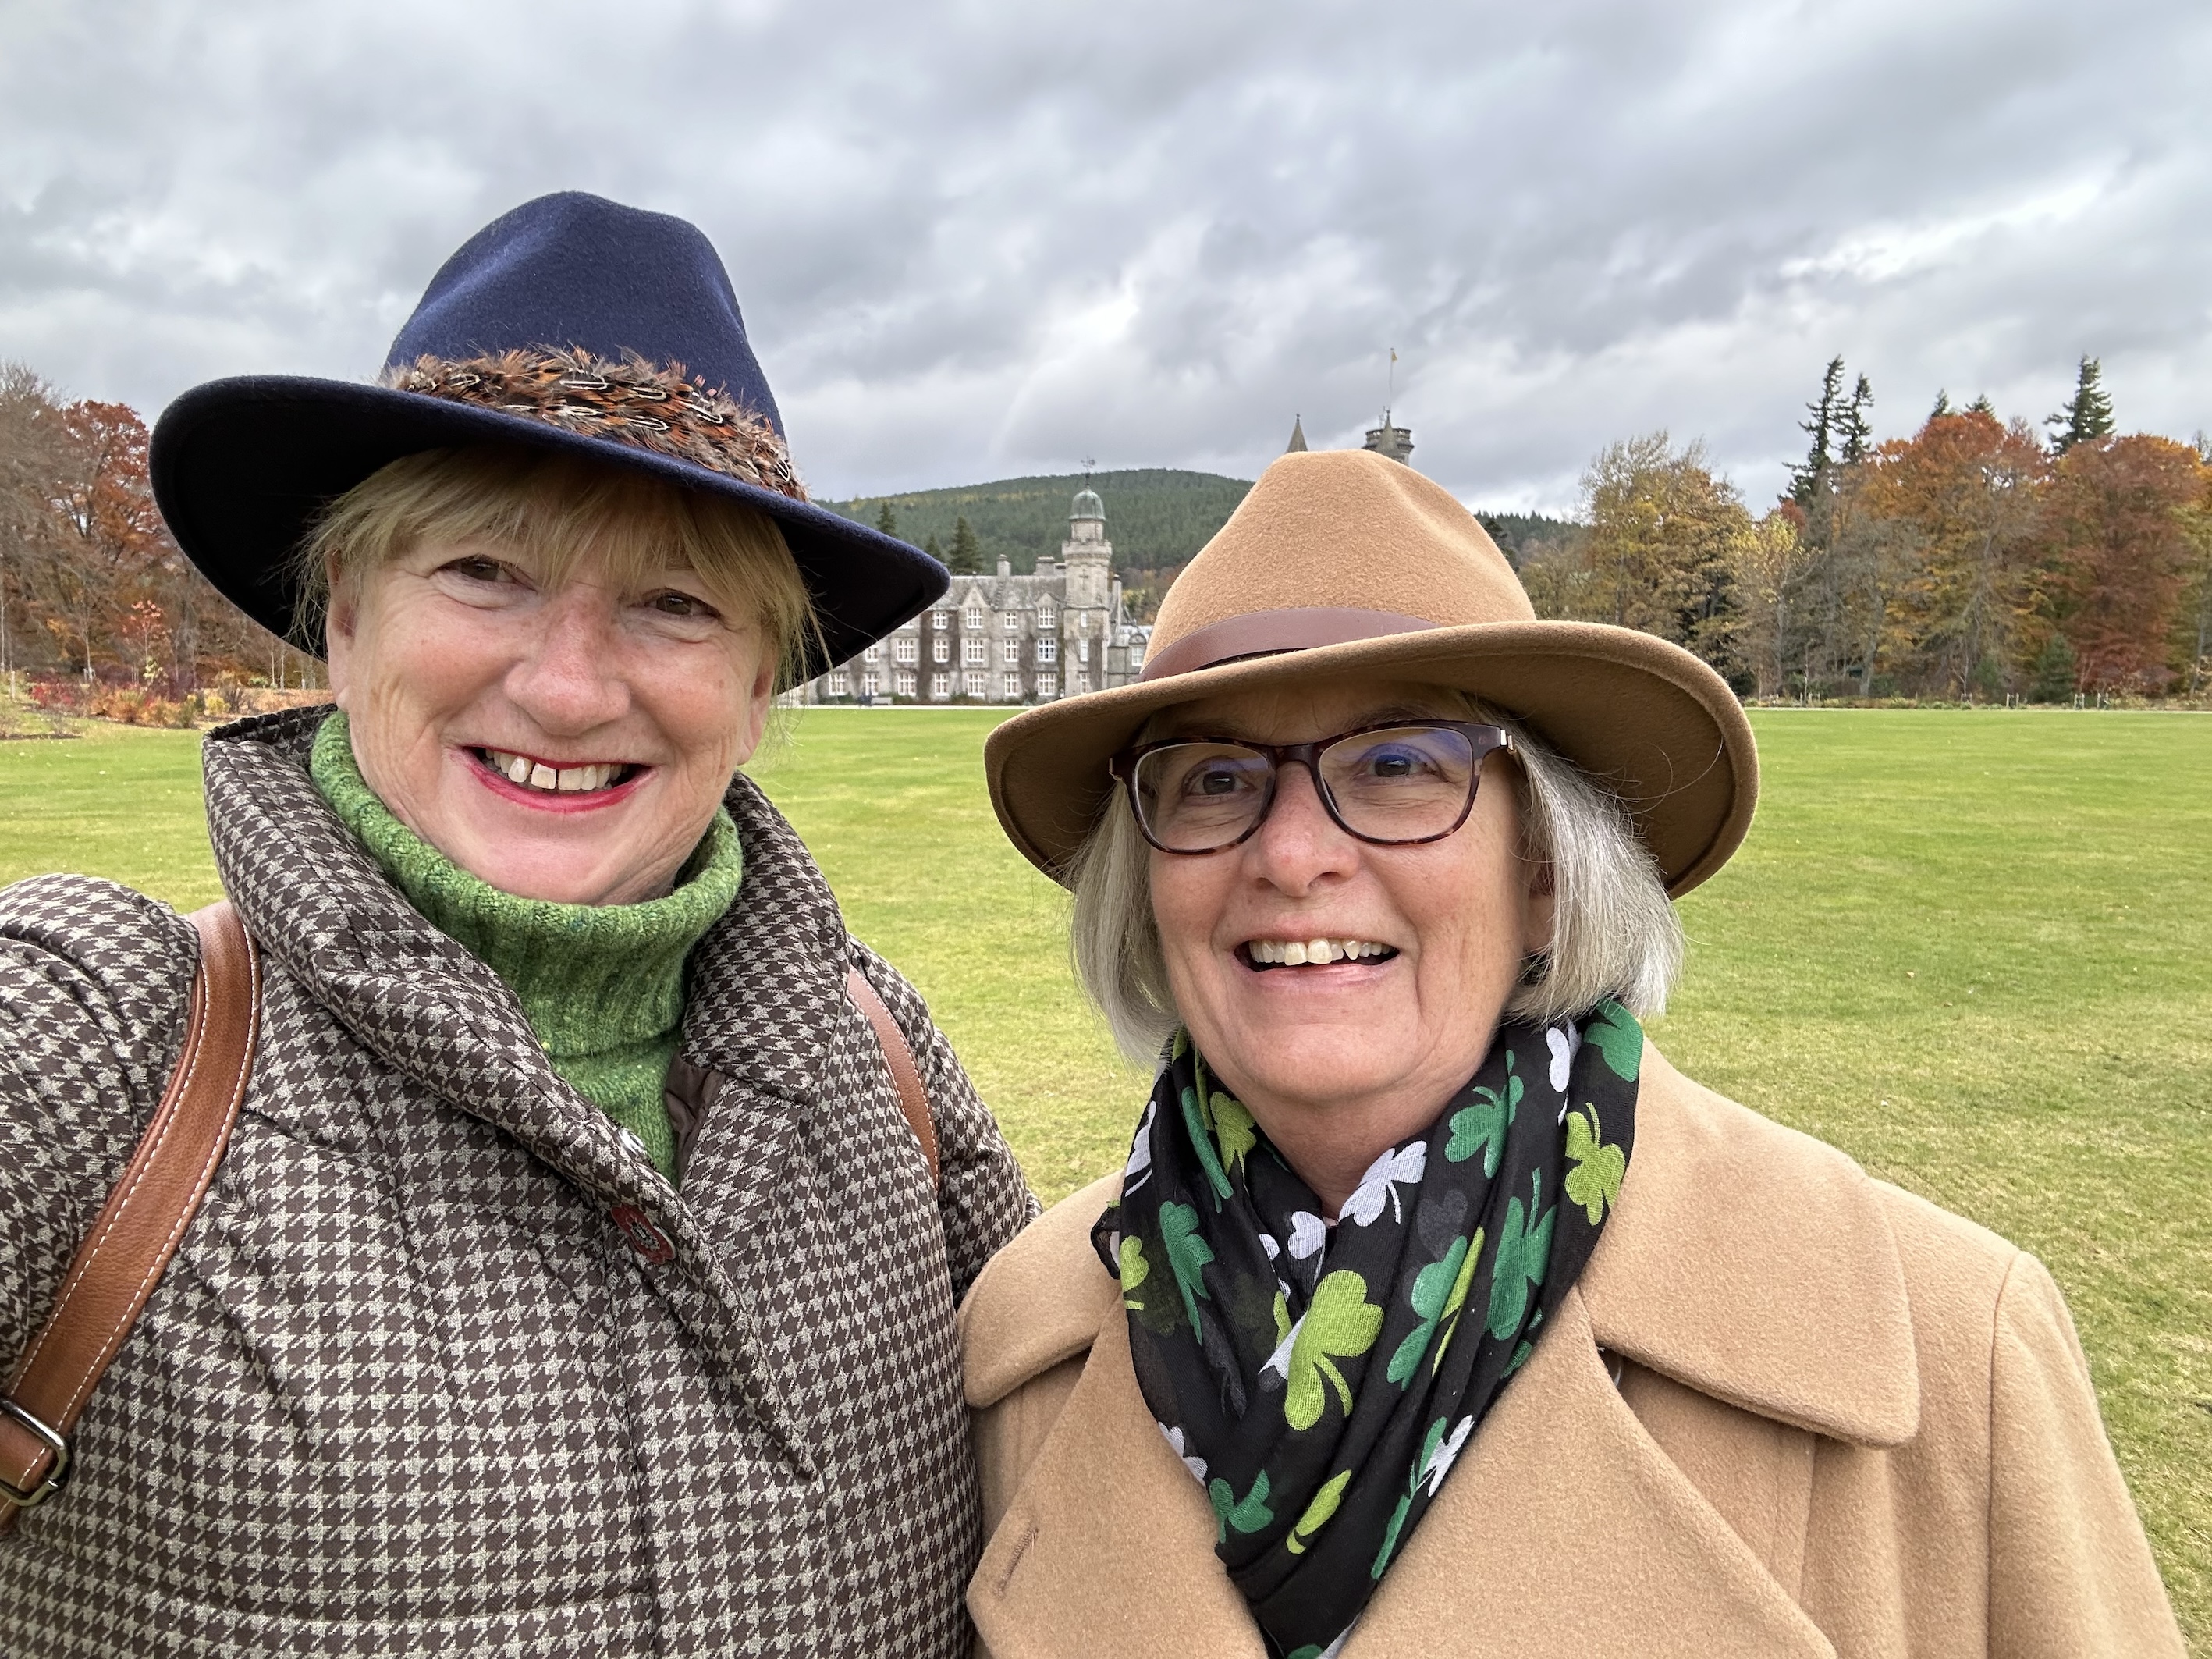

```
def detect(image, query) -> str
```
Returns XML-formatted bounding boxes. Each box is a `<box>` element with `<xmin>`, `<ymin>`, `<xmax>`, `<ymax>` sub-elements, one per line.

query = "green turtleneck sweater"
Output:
<box><xmin>310</xmin><ymin>712</ymin><xmax>741</xmax><ymax>1182</ymax></box>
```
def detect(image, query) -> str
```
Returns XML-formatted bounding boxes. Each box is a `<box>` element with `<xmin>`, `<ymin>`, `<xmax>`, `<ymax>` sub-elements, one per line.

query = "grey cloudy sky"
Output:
<box><xmin>3</xmin><ymin>0</ymin><xmax>2208</xmax><ymax>511</ymax></box>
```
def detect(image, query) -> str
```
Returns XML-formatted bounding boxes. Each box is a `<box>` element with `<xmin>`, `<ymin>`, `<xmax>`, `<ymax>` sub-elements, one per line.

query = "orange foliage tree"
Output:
<box><xmin>2040</xmin><ymin>435</ymin><xmax>2208</xmax><ymax>694</ymax></box>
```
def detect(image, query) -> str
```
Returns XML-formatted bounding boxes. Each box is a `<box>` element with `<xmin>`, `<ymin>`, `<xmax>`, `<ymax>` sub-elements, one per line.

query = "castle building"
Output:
<box><xmin>801</xmin><ymin>487</ymin><xmax>1151</xmax><ymax>705</ymax></box>
<box><xmin>1362</xmin><ymin>410</ymin><xmax>1415</xmax><ymax>465</ymax></box>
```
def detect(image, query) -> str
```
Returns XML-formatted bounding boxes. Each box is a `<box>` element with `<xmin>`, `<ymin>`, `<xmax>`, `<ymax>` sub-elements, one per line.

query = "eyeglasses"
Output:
<box><xmin>1111</xmin><ymin>721</ymin><xmax>1514</xmax><ymax>855</ymax></box>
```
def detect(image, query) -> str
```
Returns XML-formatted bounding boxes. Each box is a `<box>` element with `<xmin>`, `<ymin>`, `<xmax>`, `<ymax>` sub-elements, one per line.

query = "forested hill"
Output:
<box><xmin>826</xmin><ymin>467</ymin><xmax>1577</xmax><ymax>577</ymax></box>
<box><xmin>824</xmin><ymin>468</ymin><xmax>1251</xmax><ymax>576</ymax></box>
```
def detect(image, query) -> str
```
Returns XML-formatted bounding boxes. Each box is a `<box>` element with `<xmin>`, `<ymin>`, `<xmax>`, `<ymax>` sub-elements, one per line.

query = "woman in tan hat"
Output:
<box><xmin>958</xmin><ymin>449</ymin><xmax>2180</xmax><ymax>1657</ymax></box>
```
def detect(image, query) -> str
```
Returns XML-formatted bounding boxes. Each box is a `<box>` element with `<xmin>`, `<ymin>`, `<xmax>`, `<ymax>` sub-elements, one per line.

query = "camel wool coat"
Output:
<box><xmin>959</xmin><ymin>1046</ymin><xmax>2184</xmax><ymax>1658</ymax></box>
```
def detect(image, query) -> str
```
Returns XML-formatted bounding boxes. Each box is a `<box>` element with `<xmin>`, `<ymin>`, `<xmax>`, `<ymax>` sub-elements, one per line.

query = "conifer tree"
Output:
<box><xmin>874</xmin><ymin>502</ymin><xmax>897</xmax><ymax>536</ymax></box>
<box><xmin>923</xmin><ymin>534</ymin><xmax>943</xmax><ymax>563</ymax></box>
<box><xmin>1928</xmin><ymin>389</ymin><xmax>1951</xmax><ymax>421</ymax></box>
<box><xmin>2047</xmin><ymin>356</ymin><xmax>2116</xmax><ymax>454</ymax></box>
<box><xmin>1790</xmin><ymin>357</ymin><xmax>1846</xmax><ymax>507</ymax></box>
<box><xmin>947</xmin><ymin>515</ymin><xmax>982</xmax><ymax>574</ymax></box>
<box><xmin>1838</xmin><ymin>374</ymin><xmax>1875</xmax><ymax>466</ymax></box>
<box><xmin>1967</xmin><ymin>393</ymin><xmax>1996</xmax><ymax>417</ymax></box>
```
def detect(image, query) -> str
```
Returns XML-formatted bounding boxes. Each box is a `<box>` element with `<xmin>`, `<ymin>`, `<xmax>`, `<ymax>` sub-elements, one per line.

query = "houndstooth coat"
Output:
<box><xmin>0</xmin><ymin>708</ymin><xmax>1039</xmax><ymax>1657</ymax></box>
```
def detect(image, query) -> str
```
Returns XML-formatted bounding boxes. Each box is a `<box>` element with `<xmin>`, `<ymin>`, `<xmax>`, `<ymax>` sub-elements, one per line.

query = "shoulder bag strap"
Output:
<box><xmin>0</xmin><ymin>900</ymin><xmax>259</xmax><ymax>1531</ymax></box>
<box><xmin>844</xmin><ymin>966</ymin><xmax>939</xmax><ymax>1188</ymax></box>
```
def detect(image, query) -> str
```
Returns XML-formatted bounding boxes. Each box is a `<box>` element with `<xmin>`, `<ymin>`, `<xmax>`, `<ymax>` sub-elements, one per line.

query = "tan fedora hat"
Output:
<box><xmin>984</xmin><ymin>447</ymin><xmax>1757</xmax><ymax>896</ymax></box>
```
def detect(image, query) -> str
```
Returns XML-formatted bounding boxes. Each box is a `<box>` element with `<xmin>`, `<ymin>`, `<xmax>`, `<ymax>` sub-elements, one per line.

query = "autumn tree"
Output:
<box><xmin>1578</xmin><ymin>432</ymin><xmax>1755</xmax><ymax>669</ymax></box>
<box><xmin>2040</xmin><ymin>435</ymin><xmax>2205</xmax><ymax>692</ymax></box>
<box><xmin>1724</xmin><ymin>507</ymin><xmax>1820</xmax><ymax>698</ymax></box>
<box><xmin>1862</xmin><ymin>408</ymin><xmax>2047</xmax><ymax>697</ymax></box>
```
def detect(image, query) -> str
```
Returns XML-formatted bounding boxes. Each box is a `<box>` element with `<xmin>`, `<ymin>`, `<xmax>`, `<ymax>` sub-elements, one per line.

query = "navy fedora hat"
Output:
<box><xmin>151</xmin><ymin>190</ymin><xmax>943</xmax><ymax>676</ymax></box>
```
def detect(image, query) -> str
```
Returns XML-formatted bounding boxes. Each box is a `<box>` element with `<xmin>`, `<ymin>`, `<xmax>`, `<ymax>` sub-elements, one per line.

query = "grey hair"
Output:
<box><xmin>1066</xmin><ymin>697</ymin><xmax>1685</xmax><ymax>1066</ymax></box>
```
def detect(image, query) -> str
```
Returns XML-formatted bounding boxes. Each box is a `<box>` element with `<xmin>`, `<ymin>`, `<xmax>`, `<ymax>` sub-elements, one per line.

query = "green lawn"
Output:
<box><xmin>2</xmin><ymin>706</ymin><xmax>2207</xmax><ymax>1639</ymax></box>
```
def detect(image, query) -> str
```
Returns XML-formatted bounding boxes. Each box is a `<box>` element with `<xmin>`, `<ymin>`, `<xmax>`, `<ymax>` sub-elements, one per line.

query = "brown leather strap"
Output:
<box><xmin>1137</xmin><ymin>606</ymin><xmax>1439</xmax><ymax>682</ymax></box>
<box><xmin>0</xmin><ymin>901</ymin><xmax>259</xmax><ymax>1529</ymax></box>
<box><xmin>844</xmin><ymin>967</ymin><xmax>939</xmax><ymax>1186</ymax></box>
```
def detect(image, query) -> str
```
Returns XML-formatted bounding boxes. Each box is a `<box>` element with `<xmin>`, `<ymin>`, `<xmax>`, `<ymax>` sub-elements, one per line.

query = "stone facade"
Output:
<box><xmin>802</xmin><ymin>488</ymin><xmax>1151</xmax><ymax>705</ymax></box>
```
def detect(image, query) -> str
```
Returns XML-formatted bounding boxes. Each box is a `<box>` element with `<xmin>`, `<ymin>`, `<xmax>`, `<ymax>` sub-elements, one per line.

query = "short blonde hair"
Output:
<box><xmin>298</xmin><ymin>444</ymin><xmax>820</xmax><ymax>685</ymax></box>
<box><xmin>1067</xmin><ymin>692</ymin><xmax>1685</xmax><ymax>1064</ymax></box>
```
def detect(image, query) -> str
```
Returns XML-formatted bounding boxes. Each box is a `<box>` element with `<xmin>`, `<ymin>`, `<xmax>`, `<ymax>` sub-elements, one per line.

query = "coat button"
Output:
<box><xmin>609</xmin><ymin>1204</ymin><xmax>675</xmax><ymax>1265</ymax></box>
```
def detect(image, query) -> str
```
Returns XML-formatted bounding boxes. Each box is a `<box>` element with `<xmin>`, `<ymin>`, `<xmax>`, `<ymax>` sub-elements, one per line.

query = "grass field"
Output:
<box><xmin>2</xmin><ymin>705</ymin><xmax>2207</xmax><ymax>1639</ymax></box>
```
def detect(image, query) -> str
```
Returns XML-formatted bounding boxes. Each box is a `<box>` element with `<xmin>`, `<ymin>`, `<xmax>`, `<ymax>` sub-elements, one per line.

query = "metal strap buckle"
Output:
<box><xmin>0</xmin><ymin>1398</ymin><xmax>73</xmax><ymax>1509</ymax></box>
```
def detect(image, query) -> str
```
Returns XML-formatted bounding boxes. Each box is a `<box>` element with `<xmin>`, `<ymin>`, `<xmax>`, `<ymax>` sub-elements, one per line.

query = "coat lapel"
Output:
<box><xmin>970</xmin><ymin>1308</ymin><xmax>1268</xmax><ymax>1659</ymax></box>
<box><xmin>1348</xmin><ymin>1288</ymin><xmax>1834</xmax><ymax>1657</ymax></box>
<box><xmin>1578</xmin><ymin>1045</ymin><xmax>1919</xmax><ymax>1448</ymax></box>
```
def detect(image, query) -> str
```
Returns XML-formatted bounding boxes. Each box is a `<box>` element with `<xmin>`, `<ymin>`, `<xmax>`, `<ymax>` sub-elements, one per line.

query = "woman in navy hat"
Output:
<box><xmin>0</xmin><ymin>192</ymin><xmax>1035</xmax><ymax>1657</ymax></box>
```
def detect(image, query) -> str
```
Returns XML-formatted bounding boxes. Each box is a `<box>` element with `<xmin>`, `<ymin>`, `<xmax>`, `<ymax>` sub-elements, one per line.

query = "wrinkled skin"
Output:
<box><xmin>1146</xmin><ymin>678</ymin><xmax>1553</xmax><ymax>1216</ymax></box>
<box><xmin>326</xmin><ymin>538</ymin><xmax>773</xmax><ymax>905</ymax></box>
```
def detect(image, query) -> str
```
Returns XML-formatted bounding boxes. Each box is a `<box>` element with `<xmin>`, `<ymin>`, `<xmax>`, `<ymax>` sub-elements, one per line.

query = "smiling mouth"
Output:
<box><xmin>473</xmin><ymin>748</ymin><xmax>644</xmax><ymax>796</ymax></box>
<box><xmin>1241</xmin><ymin>938</ymin><xmax>1400</xmax><ymax>971</ymax></box>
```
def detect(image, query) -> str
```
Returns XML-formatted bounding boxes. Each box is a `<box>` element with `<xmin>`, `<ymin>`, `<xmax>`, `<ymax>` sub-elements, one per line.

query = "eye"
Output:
<box><xmin>1191</xmin><ymin>766</ymin><xmax>1244</xmax><ymax>797</ymax></box>
<box><xmin>646</xmin><ymin>589</ymin><xmax>721</xmax><ymax>620</ymax></box>
<box><xmin>442</xmin><ymin>555</ymin><xmax>515</xmax><ymax>584</ymax></box>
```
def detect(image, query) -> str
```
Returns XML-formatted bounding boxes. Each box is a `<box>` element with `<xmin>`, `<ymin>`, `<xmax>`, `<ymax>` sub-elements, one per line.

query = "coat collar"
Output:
<box><xmin>963</xmin><ymin>1043</ymin><xmax>1917</xmax><ymax>1657</ymax></box>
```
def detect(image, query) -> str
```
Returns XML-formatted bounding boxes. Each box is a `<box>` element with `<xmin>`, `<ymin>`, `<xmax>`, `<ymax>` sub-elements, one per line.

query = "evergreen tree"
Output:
<box><xmin>923</xmin><ymin>534</ymin><xmax>943</xmax><ymax>563</ymax></box>
<box><xmin>1790</xmin><ymin>357</ymin><xmax>1846</xmax><ymax>507</ymax></box>
<box><xmin>1928</xmin><ymin>389</ymin><xmax>1952</xmax><ymax>421</ymax></box>
<box><xmin>874</xmin><ymin>502</ymin><xmax>897</xmax><ymax>536</ymax></box>
<box><xmin>1838</xmin><ymin>374</ymin><xmax>1875</xmax><ymax>466</ymax></box>
<box><xmin>1967</xmin><ymin>393</ymin><xmax>1997</xmax><ymax>417</ymax></box>
<box><xmin>947</xmin><ymin>515</ymin><xmax>982</xmax><ymax>574</ymax></box>
<box><xmin>2047</xmin><ymin>355</ymin><xmax>2116</xmax><ymax>454</ymax></box>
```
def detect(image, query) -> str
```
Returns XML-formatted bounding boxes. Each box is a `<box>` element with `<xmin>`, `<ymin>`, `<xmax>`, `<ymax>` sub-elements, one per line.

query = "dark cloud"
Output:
<box><xmin>2</xmin><ymin>0</ymin><xmax>2207</xmax><ymax>509</ymax></box>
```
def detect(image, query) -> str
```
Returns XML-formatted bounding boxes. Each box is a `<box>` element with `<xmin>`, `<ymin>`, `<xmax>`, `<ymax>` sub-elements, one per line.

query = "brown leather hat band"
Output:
<box><xmin>1138</xmin><ymin>606</ymin><xmax>1440</xmax><ymax>683</ymax></box>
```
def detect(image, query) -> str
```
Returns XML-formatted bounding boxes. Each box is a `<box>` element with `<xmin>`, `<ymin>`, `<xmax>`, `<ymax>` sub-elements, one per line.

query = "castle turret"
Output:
<box><xmin>1362</xmin><ymin>410</ymin><xmax>1414</xmax><ymax>466</ymax></box>
<box><xmin>1063</xmin><ymin>485</ymin><xmax>1112</xmax><ymax>610</ymax></box>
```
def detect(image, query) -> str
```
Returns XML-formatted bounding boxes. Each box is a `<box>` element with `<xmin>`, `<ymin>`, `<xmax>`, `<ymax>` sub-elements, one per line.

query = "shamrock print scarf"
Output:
<box><xmin>1093</xmin><ymin>1003</ymin><xmax>1642</xmax><ymax>1659</ymax></box>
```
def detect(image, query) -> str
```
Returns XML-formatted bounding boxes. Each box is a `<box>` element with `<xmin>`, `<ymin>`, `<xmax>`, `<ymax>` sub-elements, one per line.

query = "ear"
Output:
<box><xmin>727</xmin><ymin>648</ymin><xmax>778</xmax><ymax>766</ymax></box>
<box><xmin>1521</xmin><ymin>857</ymin><xmax>1557</xmax><ymax>957</ymax></box>
<box><xmin>323</xmin><ymin>563</ymin><xmax>360</xmax><ymax>711</ymax></box>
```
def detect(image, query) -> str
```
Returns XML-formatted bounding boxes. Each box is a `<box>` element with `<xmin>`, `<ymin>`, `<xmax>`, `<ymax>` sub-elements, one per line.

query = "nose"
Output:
<box><xmin>502</xmin><ymin>581</ymin><xmax>632</xmax><ymax>734</ymax></box>
<box><xmin>1243</xmin><ymin>761</ymin><xmax>1359</xmax><ymax>894</ymax></box>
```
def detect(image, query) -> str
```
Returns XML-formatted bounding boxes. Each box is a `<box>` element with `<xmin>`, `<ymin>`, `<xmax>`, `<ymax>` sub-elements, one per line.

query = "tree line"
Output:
<box><xmin>5</xmin><ymin>353</ymin><xmax>2206</xmax><ymax>712</ymax></box>
<box><xmin>1518</xmin><ymin>357</ymin><xmax>2212</xmax><ymax>699</ymax></box>
<box><xmin>1</xmin><ymin>363</ymin><xmax>321</xmax><ymax>715</ymax></box>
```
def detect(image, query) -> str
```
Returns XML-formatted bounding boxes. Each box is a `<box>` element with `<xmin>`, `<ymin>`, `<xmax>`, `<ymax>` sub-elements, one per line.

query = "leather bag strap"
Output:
<box><xmin>844</xmin><ymin>966</ymin><xmax>939</xmax><ymax>1187</ymax></box>
<box><xmin>0</xmin><ymin>901</ymin><xmax>259</xmax><ymax>1529</ymax></box>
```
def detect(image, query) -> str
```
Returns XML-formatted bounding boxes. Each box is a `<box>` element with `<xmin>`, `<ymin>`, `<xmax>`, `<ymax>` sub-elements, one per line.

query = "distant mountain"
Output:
<box><xmin>824</xmin><ymin>468</ymin><xmax>1252</xmax><ymax>577</ymax></box>
<box><xmin>826</xmin><ymin>468</ymin><xmax>1582</xmax><ymax>577</ymax></box>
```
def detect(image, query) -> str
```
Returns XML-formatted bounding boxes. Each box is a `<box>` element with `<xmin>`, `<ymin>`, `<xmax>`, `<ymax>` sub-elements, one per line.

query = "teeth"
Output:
<box><xmin>1248</xmin><ymin>938</ymin><xmax>1391</xmax><ymax>966</ymax></box>
<box><xmin>485</xmin><ymin>751</ymin><xmax>624</xmax><ymax>793</ymax></box>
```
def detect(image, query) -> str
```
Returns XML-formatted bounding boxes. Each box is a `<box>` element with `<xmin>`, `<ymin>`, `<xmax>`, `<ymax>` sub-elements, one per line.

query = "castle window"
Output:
<box><xmin>964</xmin><ymin>606</ymin><xmax>984</xmax><ymax>630</ymax></box>
<box><xmin>1000</xmin><ymin>640</ymin><xmax>1020</xmax><ymax>666</ymax></box>
<box><xmin>1002</xmin><ymin>672</ymin><xmax>1022</xmax><ymax>700</ymax></box>
<box><xmin>932</xmin><ymin>638</ymin><xmax>950</xmax><ymax>663</ymax></box>
<box><xmin>1000</xmin><ymin>610</ymin><xmax>1020</xmax><ymax>632</ymax></box>
<box><xmin>862</xmin><ymin>643</ymin><xmax>882</xmax><ymax>662</ymax></box>
<box><xmin>1074</xmin><ymin>672</ymin><xmax>1092</xmax><ymax>692</ymax></box>
<box><xmin>1039</xmin><ymin>603</ymin><xmax>1056</xmax><ymax>631</ymax></box>
<box><xmin>893</xmin><ymin>637</ymin><xmax>918</xmax><ymax>664</ymax></box>
<box><xmin>1078</xmin><ymin>638</ymin><xmax>1091</xmax><ymax>663</ymax></box>
<box><xmin>963</xmin><ymin>638</ymin><xmax>987</xmax><ymax>666</ymax></box>
<box><xmin>861</xmin><ymin>670</ymin><xmax>880</xmax><ymax>697</ymax></box>
<box><xmin>895</xmin><ymin>670</ymin><xmax>917</xmax><ymax>697</ymax></box>
<box><xmin>930</xmin><ymin>673</ymin><xmax>950</xmax><ymax>700</ymax></box>
<box><xmin>1036</xmin><ymin>672</ymin><xmax>1058</xmax><ymax>698</ymax></box>
<box><xmin>931</xmin><ymin>609</ymin><xmax>950</xmax><ymax>629</ymax></box>
<box><xmin>964</xmin><ymin>671</ymin><xmax>988</xmax><ymax>698</ymax></box>
<box><xmin>1036</xmin><ymin>637</ymin><xmax>1057</xmax><ymax>664</ymax></box>
<box><xmin>828</xmin><ymin>672</ymin><xmax>850</xmax><ymax>697</ymax></box>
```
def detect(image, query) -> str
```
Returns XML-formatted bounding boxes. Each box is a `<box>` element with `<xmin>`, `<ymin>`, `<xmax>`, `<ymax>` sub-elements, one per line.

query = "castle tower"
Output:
<box><xmin>1063</xmin><ymin>485</ymin><xmax>1112</xmax><ymax>610</ymax></box>
<box><xmin>1286</xmin><ymin>415</ymin><xmax>1308</xmax><ymax>453</ymax></box>
<box><xmin>1363</xmin><ymin>409</ymin><xmax>1414</xmax><ymax>466</ymax></box>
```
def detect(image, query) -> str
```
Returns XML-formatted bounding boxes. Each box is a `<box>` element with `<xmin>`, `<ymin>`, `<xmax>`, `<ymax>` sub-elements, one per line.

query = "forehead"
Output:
<box><xmin>1152</xmin><ymin>675</ymin><xmax>1465</xmax><ymax>743</ymax></box>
